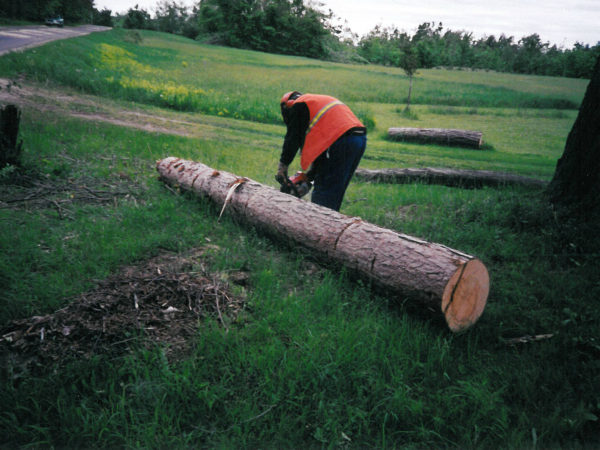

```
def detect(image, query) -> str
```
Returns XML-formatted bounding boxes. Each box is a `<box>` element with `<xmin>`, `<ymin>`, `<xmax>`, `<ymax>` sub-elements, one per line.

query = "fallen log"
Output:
<box><xmin>355</xmin><ymin>167</ymin><xmax>547</xmax><ymax>189</ymax></box>
<box><xmin>156</xmin><ymin>157</ymin><xmax>489</xmax><ymax>332</ymax></box>
<box><xmin>388</xmin><ymin>127</ymin><xmax>483</xmax><ymax>149</ymax></box>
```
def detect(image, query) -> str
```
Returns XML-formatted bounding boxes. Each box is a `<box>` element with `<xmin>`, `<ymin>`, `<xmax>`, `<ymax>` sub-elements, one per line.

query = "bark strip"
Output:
<box><xmin>157</xmin><ymin>157</ymin><xmax>489</xmax><ymax>332</ymax></box>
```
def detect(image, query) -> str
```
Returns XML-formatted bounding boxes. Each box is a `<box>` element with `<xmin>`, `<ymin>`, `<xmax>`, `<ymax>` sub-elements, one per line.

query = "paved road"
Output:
<box><xmin>0</xmin><ymin>25</ymin><xmax>111</xmax><ymax>55</ymax></box>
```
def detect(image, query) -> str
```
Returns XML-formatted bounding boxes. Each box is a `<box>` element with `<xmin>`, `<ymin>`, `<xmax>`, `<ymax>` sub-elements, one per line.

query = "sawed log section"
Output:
<box><xmin>355</xmin><ymin>167</ymin><xmax>546</xmax><ymax>189</ymax></box>
<box><xmin>156</xmin><ymin>157</ymin><xmax>489</xmax><ymax>332</ymax></box>
<box><xmin>388</xmin><ymin>127</ymin><xmax>483</xmax><ymax>149</ymax></box>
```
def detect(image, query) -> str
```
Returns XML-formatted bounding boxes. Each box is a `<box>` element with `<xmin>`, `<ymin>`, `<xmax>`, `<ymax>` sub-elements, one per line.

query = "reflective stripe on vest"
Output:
<box><xmin>307</xmin><ymin>100</ymin><xmax>343</xmax><ymax>134</ymax></box>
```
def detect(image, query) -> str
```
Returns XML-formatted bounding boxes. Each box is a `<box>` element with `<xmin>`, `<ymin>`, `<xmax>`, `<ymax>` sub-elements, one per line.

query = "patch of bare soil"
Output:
<box><xmin>0</xmin><ymin>78</ymin><xmax>195</xmax><ymax>137</ymax></box>
<box><xmin>0</xmin><ymin>250</ymin><xmax>248</xmax><ymax>377</ymax></box>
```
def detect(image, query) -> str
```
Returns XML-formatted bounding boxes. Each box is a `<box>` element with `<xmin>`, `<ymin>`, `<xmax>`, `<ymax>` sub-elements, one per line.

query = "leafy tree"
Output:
<box><xmin>123</xmin><ymin>4</ymin><xmax>152</xmax><ymax>30</ymax></box>
<box><xmin>399</xmin><ymin>45</ymin><xmax>418</xmax><ymax>111</ymax></box>
<box><xmin>356</xmin><ymin>22</ymin><xmax>599</xmax><ymax>79</ymax></box>
<box><xmin>514</xmin><ymin>33</ymin><xmax>547</xmax><ymax>74</ymax></box>
<box><xmin>357</xmin><ymin>26</ymin><xmax>408</xmax><ymax>66</ymax></box>
<box><xmin>194</xmin><ymin>0</ymin><xmax>334</xmax><ymax>59</ymax></box>
<box><xmin>155</xmin><ymin>1</ymin><xmax>188</xmax><ymax>34</ymax></box>
<box><xmin>93</xmin><ymin>8</ymin><xmax>112</xmax><ymax>26</ymax></box>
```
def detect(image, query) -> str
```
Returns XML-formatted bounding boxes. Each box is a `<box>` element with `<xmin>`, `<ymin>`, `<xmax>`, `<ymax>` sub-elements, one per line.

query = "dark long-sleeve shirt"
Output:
<box><xmin>279</xmin><ymin>102</ymin><xmax>310</xmax><ymax>166</ymax></box>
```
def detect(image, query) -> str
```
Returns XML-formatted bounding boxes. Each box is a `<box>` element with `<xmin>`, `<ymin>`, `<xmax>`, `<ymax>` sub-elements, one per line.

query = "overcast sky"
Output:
<box><xmin>95</xmin><ymin>0</ymin><xmax>599</xmax><ymax>48</ymax></box>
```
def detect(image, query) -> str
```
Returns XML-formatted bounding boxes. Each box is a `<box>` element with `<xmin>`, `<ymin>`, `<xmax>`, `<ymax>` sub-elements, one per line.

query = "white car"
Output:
<box><xmin>45</xmin><ymin>16</ymin><xmax>64</xmax><ymax>27</ymax></box>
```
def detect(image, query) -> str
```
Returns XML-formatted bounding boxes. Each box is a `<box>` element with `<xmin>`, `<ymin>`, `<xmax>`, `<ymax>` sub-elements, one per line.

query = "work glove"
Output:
<box><xmin>275</xmin><ymin>162</ymin><xmax>288</xmax><ymax>185</ymax></box>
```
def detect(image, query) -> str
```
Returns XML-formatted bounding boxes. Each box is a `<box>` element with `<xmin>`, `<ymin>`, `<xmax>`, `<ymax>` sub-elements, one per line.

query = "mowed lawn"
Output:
<box><xmin>0</xmin><ymin>29</ymin><xmax>598</xmax><ymax>448</ymax></box>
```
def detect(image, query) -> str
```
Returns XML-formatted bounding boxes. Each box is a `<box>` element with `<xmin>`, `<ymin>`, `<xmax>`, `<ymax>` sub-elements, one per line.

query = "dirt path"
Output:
<box><xmin>0</xmin><ymin>77</ymin><xmax>200</xmax><ymax>136</ymax></box>
<box><xmin>0</xmin><ymin>78</ymin><xmax>281</xmax><ymax>149</ymax></box>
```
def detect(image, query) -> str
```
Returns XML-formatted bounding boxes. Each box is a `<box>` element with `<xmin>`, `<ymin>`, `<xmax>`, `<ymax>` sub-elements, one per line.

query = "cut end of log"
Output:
<box><xmin>441</xmin><ymin>259</ymin><xmax>489</xmax><ymax>332</ymax></box>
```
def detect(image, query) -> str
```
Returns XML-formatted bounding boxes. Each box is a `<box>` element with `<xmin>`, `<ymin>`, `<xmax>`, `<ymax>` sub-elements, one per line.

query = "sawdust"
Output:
<box><xmin>0</xmin><ymin>250</ymin><xmax>248</xmax><ymax>377</ymax></box>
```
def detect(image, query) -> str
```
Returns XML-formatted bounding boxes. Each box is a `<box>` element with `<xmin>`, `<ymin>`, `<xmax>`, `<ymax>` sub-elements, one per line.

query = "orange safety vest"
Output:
<box><xmin>290</xmin><ymin>94</ymin><xmax>364</xmax><ymax>170</ymax></box>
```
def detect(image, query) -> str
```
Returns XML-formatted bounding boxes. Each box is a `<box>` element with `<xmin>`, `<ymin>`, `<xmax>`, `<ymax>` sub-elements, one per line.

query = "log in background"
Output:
<box><xmin>388</xmin><ymin>127</ymin><xmax>483</xmax><ymax>149</ymax></box>
<box><xmin>156</xmin><ymin>157</ymin><xmax>489</xmax><ymax>332</ymax></box>
<box><xmin>355</xmin><ymin>167</ymin><xmax>547</xmax><ymax>189</ymax></box>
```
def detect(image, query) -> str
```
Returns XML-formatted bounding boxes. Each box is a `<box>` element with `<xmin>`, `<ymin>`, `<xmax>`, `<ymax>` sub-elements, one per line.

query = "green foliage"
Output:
<box><xmin>0</xmin><ymin>0</ymin><xmax>597</xmax><ymax>78</ymax></box>
<box><xmin>195</xmin><ymin>0</ymin><xmax>334</xmax><ymax>59</ymax></box>
<box><xmin>0</xmin><ymin>29</ymin><xmax>586</xmax><ymax>129</ymax></box>
<box><xmin>358</xmin><ymin>22</ymin><xmax>600</xmax><ymax>79</ymax></box>
<box><xmin>122</xmin><ymin>30</ymin><xmax>143</xmax><ymax>44</ymax></box>
<box><xmin>123</xmin><ymin>5</ymin><xmax>152</xmax><ymax>30</ymax></box>
<box><xmin>1</xmin><ymin>111</ymin><xmax>598</xmax><ymax>447</ymax></box>
<box><xmin>93</xmin><ymin>8</ymin><xmax>113</xmax><ymax>27</ymax></box>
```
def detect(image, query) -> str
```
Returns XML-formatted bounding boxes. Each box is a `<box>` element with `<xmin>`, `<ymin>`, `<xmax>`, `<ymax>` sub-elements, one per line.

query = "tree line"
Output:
<box><xmin>356</xmin><ymin>22</ymin><xmax>599</xmax><ymax>79</ymax></box>
<box><xmin>1</xmin><ymin>0</ymin><xmax>598</xmax><ymax>79</ymax></box>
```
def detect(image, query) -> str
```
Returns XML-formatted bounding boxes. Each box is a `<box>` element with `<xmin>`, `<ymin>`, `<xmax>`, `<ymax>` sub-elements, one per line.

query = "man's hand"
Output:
<box><xmin>275</xmin><ymin>162</ymin><xmax>288</xmax><ymax>185</ymax></box>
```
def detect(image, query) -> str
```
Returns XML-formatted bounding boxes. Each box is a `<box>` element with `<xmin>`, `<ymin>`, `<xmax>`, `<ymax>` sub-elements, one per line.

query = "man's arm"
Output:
<box><xmin>280</xmin><ymin>103</ymin><xmax>309</xmax><ymax>166</ymax></box>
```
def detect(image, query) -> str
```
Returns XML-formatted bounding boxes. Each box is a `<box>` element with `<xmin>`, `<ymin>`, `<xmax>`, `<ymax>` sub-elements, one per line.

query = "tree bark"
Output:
<box><xmin>156</xmin><ymin>157</ymin><xmax>489</xmax><ymax>332</ymax></box>
<box><xmin>388</xmin><ymin>127</ymin><xmax>483</xmax><ymax>149</ymax></box>
<box><xmin>355</xmin><ymin>167</ymin><xmax>546</xmax><ymax>189</ymax></box>
<box><xmin>547</xmin><ymin>55</ymin><xmax>600</xmax><ymax>220</ymax></box>
<box><xmin>0</xmin><ymin>104</ymin><xmax>23</xmax><ymax>168</ymax></box>
<box><xmin>406</xmin><ymin>74</ymin><xmax>413</xmax><ymax>111</ymax></box>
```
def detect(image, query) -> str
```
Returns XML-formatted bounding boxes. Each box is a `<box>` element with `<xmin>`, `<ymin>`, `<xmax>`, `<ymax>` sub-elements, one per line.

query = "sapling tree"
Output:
<box><xmin>399</xmin><ymin>46</ymin><xmax>419</xmax><ymax>112</ymax></box>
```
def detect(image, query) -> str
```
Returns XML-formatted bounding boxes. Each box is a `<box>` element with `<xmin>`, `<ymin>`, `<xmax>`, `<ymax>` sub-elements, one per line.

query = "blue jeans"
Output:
<box><xmin>311</xmin><ymin>133</ymin><xmax>366</xmax><ymax>211</ymax></box>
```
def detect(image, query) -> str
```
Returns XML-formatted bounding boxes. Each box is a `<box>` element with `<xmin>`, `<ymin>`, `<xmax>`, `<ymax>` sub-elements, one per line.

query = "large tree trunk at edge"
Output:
<box><xmin>157</xmin><ymin>157</ymin><xmax>489</xmax><ymax>332</ymax></box>
<box><xmin>547</xmin><ymin>55</ymin><xmax>600</xmax><ymax>221</ymax></box>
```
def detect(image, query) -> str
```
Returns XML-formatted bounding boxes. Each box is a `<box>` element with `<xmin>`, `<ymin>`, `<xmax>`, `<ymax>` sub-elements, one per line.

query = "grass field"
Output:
<box><xmin>0</xmin><ymin>29</ymin><xmax>598</xmax><ymax>448</ymax></box>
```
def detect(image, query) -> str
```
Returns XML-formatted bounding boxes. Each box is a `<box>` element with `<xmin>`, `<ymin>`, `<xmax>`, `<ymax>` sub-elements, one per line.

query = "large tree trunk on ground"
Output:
<box><xmin>388</xmin><ymin>127</ymin><xmax>483</xmax><ymax>149</ymax></box>
<box><xmin>355</xmin><ymin>167</ymin><xmax>546</xmax><ymax>189</ymax></box>
<box><xmin>156</xmin><ymin>157</ymin><xmax>489</xmax><ymax>332</ymax></box>
<box><xmin>547</xmin><ymin>56</ymin><xmax>600</xmax><ymax>220</ymax></box>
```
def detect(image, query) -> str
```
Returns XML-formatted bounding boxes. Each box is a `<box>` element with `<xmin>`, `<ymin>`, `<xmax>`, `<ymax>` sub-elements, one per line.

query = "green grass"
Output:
<box><xmin>0</xmin><ymin>28</ymin><xmax>588</xmax><ymax>126</ymax></box>
<box><xmin>1</xmin><ymin>30</ymin><xmax>599</xmax><ymax>448</ymax></box>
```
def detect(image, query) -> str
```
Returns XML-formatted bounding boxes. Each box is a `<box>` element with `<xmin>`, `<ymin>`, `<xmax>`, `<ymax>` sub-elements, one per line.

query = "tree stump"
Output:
<box><xmin>0</xmin><ymin>104</ymin><xmax>23</xmax><ymax>168</ymax></box>
<box><xmin>388</xmin><ymin>127</ymin><xmax>483</xmax><ymax>149</ymax></box>
<box><xmin>157</xmin><ymin>157</ymin><xmax>490</xmax><ymax>332</ymax></box>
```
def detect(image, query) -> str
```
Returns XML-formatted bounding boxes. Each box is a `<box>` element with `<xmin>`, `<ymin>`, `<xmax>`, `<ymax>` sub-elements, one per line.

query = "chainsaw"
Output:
<box><xmin>278</xmin><ymin>171</ymin><xmax>312</xmax><ymax>198</ymax></box>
